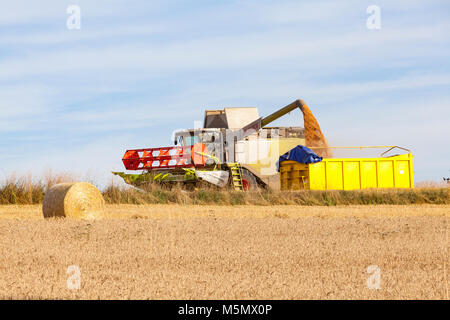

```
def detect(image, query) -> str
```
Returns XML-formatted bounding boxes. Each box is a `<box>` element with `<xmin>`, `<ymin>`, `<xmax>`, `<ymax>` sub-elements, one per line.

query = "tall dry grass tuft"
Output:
<box><xmin>0</xmin><ymin>174</ymin><xmax>44</xmax><ymax>205</ymax></box>
<box><xmin>0</xmin><ymin>172</ymin><xmax>77</xmax><ymax>205</ymax></box>
<box><xmin>42</xmin><ymin>169</ymin><xmax>78</xmax><ymax>190</ymax></box>
<box><xmin>415</xmin><ymin>180</ymin><xmax>448</xmax><ymax>188</ymax></box>
<box><xmin>1</xmin><ymin>173</ymin><xmax>449</xmax><ymax>205</ymax></box>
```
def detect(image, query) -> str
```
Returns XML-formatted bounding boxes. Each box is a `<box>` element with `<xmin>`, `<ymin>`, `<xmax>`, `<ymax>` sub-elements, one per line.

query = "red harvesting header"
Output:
<box><xmin>122</xmin><ymin>143</ymin><xmax>209</xmax><ymax>170</ymax></box>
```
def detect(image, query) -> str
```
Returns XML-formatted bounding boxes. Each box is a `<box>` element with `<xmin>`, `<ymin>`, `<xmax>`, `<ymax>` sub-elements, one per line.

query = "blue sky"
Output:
<box><xmin>1</xmin><ymin>0</ymin><xmax>449</xmax><ymax>185</ymax></box>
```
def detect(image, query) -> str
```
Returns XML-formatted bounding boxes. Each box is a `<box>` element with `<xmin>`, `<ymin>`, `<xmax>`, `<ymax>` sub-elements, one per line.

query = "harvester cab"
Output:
<box><xmin>173</xmin><ymin>128</ymin><xmax>224</xmax><ymax>166</ymax></box>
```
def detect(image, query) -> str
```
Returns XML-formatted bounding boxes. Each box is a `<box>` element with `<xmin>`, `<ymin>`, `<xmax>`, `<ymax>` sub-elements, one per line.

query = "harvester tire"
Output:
<box><xmin>241</xmin><ymin>168</ymin><xmax>258</xmax><ymax>191</ymax></box>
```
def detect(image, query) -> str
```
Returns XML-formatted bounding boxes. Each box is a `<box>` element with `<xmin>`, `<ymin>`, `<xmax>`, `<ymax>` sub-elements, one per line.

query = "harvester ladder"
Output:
<box><xmin>228</xmin><ymin>163</ymin><xmax>244</xmax><ymax>191</ymax></box>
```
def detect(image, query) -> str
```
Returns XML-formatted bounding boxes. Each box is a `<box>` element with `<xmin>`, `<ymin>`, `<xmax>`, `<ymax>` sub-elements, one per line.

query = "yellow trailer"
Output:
<box><xmin>280</xmin><ymin>150</ymin><xmax>414</xmax><ymax>191</ymax></box>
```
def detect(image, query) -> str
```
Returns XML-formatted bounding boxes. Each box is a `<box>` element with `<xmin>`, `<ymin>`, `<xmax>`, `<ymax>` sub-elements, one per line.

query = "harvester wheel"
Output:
<box><xmin>241</xmin><ymin>168</ymin><xmax>258</xmax><ymax>191</ymax></box>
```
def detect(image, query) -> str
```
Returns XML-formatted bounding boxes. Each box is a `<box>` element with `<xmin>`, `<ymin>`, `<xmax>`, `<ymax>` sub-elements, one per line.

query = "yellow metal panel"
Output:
<box><xmin>309</xmin><ymin>162</ymin><xmax>326</xmax><ymax>190</ymax></box>
<box><xmin>279</xmin><ymin>160</ymin><xmax>309</xmax><ymax>190</ymax></box>
<box><xmin>343</xmin><ymin>161</ymin><xmax>360</xmax><ymax>190</ymax></box>
<box><xmin>280</xmin><ymin>164</ymin><xmax>289</xmax><ymax>191</ymax></box>
<box><xmin>379</xmin><ymin>160</ymin><xmax>394</xmax><ymax>188</ymax></box>
<box><xmin>395</xmin><ymin>160</ymin><xmax>411</xmax><ymax>188</ymax></box>
<box><xmin>325</xmin><ymin>161</ymin><xmax>343</xmax><ymax>190</ymax></box>
<box><xmin>361</xmin><ymin>161</ymin><xmax>377</xmax><ymax>188</ymax></box>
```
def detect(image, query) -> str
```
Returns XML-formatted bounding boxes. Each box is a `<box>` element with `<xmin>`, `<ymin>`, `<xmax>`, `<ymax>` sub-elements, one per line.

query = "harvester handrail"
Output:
<box><xmin>380</xmin><ymin>146</ymin><xmax>411</xmax><ymax>156</ymax></box>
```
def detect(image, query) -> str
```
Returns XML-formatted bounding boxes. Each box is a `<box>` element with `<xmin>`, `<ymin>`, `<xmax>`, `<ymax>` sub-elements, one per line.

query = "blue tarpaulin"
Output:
<box><xmin>276</xmin><ymin>145</ymin><xmax>322</xmax><ymax>171</ymax></box>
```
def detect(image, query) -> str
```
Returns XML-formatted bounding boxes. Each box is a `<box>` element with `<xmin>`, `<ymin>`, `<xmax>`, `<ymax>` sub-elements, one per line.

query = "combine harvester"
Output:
<box><xmin>114</xmin><ymin>99</ymin><xmax>414</xmax><ymax>191</ymax></box>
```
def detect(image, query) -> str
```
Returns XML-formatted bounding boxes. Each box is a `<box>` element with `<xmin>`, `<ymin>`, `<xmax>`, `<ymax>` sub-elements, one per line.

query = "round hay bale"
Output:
<box><xmin>42</xmin><ymin>182</ymin><xmax>105</xmax><ymax>219</ymax></box>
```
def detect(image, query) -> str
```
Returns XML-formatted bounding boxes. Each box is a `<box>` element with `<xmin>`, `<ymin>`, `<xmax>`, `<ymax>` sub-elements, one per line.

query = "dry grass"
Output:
<box><xmin>0</xmin><ymin>172</ymin><xmax>77</xmax><ymax>205</ymax></box>
<box><xmin>0</xmin><ymin>204</ymin><xmax>448</xmax><ymax>299</ymax></box>
<box><xmin>1</xmin><ymin>173</ymin><xmax>449</xmax><ymax>206</ymax></box>
<box><xmin>102</xmin><ymin>186</ymin><xmax>450</xmax><ymax>206</ymax></box>
<box><xmin>416</xmin><ymin>180</ymin><xmax>449</xmax><ymax>188</ymax></box>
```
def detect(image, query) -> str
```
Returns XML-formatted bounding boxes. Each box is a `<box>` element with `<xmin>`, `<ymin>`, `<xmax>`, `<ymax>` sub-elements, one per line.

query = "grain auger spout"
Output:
<box><xmin>239</xmin><ymin>99</ymin><xmax>331</xmax><ymax>157</ymax></box>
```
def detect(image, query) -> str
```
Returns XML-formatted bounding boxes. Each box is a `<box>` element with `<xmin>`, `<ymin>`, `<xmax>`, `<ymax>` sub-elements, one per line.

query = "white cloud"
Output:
<box><xmin>0</xmin><ymin>20</ymin><xmax>448</xmax><ymax>83</ymax></box>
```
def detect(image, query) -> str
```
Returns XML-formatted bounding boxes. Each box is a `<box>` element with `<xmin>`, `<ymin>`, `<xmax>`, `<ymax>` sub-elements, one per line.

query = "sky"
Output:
<box><xmin>0</xmin><ymin>0</ymin><xmax>449</xmax><ymax>186</ymax></box>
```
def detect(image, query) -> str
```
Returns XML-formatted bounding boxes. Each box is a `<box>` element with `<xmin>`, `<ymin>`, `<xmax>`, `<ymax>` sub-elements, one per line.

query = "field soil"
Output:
<box><xmin>0</xmin><ymin>204</ymin><xmax>448</xmax><ymax>299</ymax></box>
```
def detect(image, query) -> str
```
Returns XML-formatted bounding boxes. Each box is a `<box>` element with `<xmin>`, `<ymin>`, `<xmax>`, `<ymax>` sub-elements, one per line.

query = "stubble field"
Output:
<box><xmin>0</xmin><ymin>204</ymin><xmax>448</xmax><ymax>299</ymax></box>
